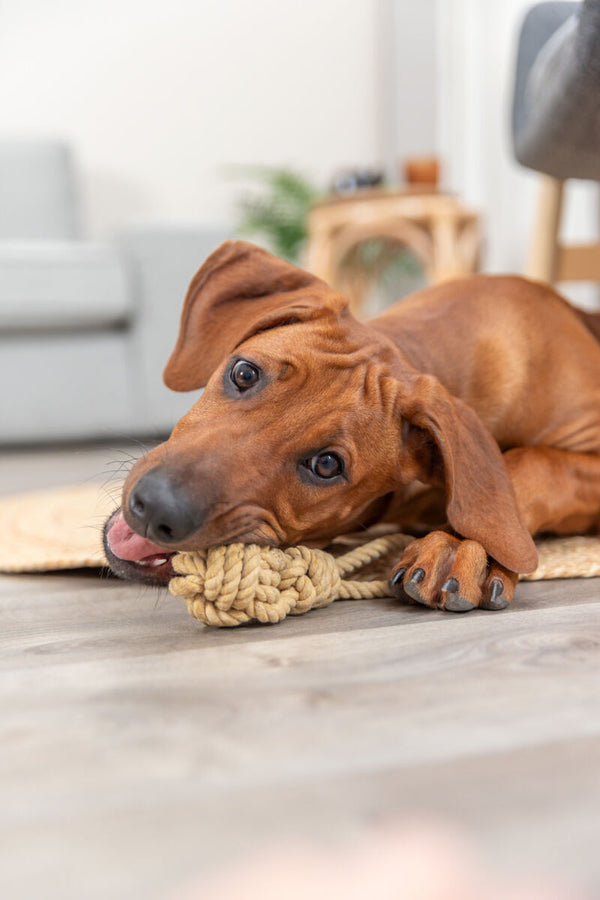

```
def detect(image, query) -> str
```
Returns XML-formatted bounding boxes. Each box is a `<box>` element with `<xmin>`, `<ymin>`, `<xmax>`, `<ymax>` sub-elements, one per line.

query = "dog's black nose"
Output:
<box><xmin>128</xmin><ymin>469</ymin><xmax>199</xmax><ymax>545</ymax></box>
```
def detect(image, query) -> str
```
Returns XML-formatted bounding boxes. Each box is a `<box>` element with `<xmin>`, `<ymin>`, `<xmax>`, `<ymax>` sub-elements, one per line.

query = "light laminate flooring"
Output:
<box><xmin>1</xmin><ymin>444</ymin><xmax>599</xmax><ymax>899</ymax></box>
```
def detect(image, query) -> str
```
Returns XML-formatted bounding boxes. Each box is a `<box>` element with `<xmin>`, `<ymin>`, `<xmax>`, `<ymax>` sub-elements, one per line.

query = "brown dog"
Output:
<box><xmin>103</xmin><ymin>240</ymin><xmax>600</xmax><ymax>612</ymax></box>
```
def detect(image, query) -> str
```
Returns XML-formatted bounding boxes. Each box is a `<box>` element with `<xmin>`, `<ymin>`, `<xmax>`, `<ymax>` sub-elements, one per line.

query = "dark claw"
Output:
<box><xmin>442</xmin><ymin>577</ymin><xmax>459</xmax><ymax>593</ymax></box>
<box><xmin>402</xmin><ymin>568</ymin><xmax>429</xmax><ymax>605</ymax></box>
<box><xmin>411</xmin><ymin>567</ymin><xmax>425</xmax><ymax>584</ymax></box>
<box><xmin>444</xmin><ymin>595</ymin><xmax>475</xmax><ymax>613</ymax></box>
<box><xmin>389</xmin><ymin>567</ymin><xmax>410</xmax><ymax>603</ymax></box>
<box><xmin>491</xmin><ymin>598</ymin><xmax>509</xmax><ymax>610</ymax></box>
<box><xmin>482</xmin><ymin>578</ymin><xmax>509</xmax><ymax>610</ymax></box>
<box><xmin>391</xmin><ymin>567</ymin><xmax>406</xmax><ymax>586</ymax></box>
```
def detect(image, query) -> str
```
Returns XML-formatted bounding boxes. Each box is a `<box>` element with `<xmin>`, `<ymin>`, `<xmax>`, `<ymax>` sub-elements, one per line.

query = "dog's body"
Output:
<box><xmin>104</xmin><ymin>241</ymin><xmax>600</xmax><ymax>612</ymax></box>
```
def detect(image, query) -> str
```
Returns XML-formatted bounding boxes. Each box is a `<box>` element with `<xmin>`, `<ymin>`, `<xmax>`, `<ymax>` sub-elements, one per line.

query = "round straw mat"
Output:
<box><xmin>0</xmin><ymin>484</ymin><xmax>115</xmax><ymax>573</ymax></box>
<box><xmin>1</xmin><ymin>483</ymin><xmax>600</xmax><ymax>582</ymax></box>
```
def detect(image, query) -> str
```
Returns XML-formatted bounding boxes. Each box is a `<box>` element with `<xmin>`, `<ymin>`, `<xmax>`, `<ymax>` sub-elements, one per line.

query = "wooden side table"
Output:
<box><xmin>305</xmin><ymin>188</ymin><xmax>481</xmax><ymax>314</ymax></box>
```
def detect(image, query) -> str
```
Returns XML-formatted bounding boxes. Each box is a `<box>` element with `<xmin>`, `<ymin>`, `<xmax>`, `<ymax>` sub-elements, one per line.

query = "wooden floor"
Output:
<box><xmin>1</xmin><ymin>444</ymin><xmax>599</xmax><ymax>899</ymax></box>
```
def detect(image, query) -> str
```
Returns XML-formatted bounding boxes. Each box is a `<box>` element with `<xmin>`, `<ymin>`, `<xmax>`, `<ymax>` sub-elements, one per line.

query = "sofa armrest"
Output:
<box><xmin>116</xmin><ymin>223</ymin><xmax>231</xmax><ymax>434</ymax></box>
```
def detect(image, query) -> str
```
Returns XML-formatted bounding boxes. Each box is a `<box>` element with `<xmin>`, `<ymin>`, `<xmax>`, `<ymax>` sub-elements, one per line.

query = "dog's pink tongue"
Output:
<box><xmin>108</xmin><ymin>510</ymin><xmax>168</xmax><ymax>561</ymax></box>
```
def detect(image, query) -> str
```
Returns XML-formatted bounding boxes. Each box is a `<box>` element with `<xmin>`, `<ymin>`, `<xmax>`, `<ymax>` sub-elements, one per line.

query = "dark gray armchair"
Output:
<box><xmin>511</xmin><ymin>1</ymin><xmax>600</xmax><ymax>282</ymax></box>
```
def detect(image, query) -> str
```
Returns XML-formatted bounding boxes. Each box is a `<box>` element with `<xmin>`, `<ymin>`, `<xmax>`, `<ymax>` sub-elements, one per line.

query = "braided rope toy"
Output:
<box><xmin>168</xmin><ymin>532</ymin><xmax>413</xmax><ymax>627</ymax></box>
<box><xmin>167</xmin><ymin>529</ymin><xmax>600</xmax><ymax>628</ymax></box>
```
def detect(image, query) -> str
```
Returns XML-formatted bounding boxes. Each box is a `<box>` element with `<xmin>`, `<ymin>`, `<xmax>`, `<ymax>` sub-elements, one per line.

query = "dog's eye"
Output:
<box><xmin>310</xmin><ymin>452</ymin><xmax>343</xmax><ymax>479</ymax></box>
<box><xmin>231</xmin><ymin>360</ymin><xmax>260</xmax><ymax>391</ymax></box>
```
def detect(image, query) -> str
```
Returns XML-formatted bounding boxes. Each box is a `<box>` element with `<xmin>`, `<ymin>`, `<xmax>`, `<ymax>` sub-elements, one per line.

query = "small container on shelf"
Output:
<box><xmin>402</xmin><ymin>156</ymin><xmax>440</xmax><ymax>190</ymax></box>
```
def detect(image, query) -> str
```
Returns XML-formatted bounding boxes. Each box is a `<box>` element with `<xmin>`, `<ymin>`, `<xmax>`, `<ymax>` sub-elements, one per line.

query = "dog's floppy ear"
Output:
<box><xmin>399</xmin><ymin>374</ymin><xmax>537</xmax><ymax>574</ymax></box>
<box><xmin>163</xmin><ymin>240</ymin><xmax>349</xmax><ymax>391</ymax></box>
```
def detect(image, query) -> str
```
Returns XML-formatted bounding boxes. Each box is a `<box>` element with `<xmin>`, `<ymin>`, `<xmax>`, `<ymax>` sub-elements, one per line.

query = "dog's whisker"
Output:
<box><xmin>95</xmin><ymin>484</ymin><xmax>124</xmax><ymax>504</ymax></box>
<box><xmin>101</xmin><ymin>460</ymin><xmax>135</xmax><ymax>475</ymax></box>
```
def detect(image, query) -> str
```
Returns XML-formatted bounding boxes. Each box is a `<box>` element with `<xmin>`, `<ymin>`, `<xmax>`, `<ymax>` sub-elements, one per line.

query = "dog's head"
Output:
<box><xmin>104</xmin><ymin>241</ymin><xmax>536</xmax><ymax>585</ymax></box>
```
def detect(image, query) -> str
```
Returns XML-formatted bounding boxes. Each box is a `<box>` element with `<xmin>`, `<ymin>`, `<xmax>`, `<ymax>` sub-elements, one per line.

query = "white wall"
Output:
<box><xmin>378</xmin><ymin>0</ymin><xmax>438</xmax><ymax>177</ymax></box>
<box><xmin>0</xmin><ymin>0</ymin><xmax>384</xmax><ymax>238</ymax></box>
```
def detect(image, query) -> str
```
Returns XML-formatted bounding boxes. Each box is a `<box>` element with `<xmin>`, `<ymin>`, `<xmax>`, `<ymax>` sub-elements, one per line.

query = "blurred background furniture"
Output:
<box><xmin>512</xmin><ymin>0</ymin><xmax>600</xmax><ymax>283</ymax></box>
<box><xmin>0</xmin><ymin>140</ymin><xmax>229</xmax><ymax>444</ymax></box>
<box><xmin>305</xmin><ymin>187</ymin><xmax>480</xmax><ymax>315</ymax></box>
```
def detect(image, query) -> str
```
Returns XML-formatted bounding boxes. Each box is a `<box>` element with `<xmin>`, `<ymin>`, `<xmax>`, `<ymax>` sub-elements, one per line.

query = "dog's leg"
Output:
<box><xmin>390</xmin><ymin>446</ymin><xmax>600</xmax><ymax>612</ymax></box>
<box><xmin>503</xmin><ymin>446</ymin><xmax>600</xmax><ymax>536</ymax></box>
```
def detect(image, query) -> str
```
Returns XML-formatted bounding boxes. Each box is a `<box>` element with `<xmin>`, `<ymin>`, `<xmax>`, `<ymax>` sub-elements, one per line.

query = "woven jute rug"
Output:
<box><xmin>1</xmin><ymin>483</ymin><xmax>600</xmax><ymax>582</ymax></box>
<box><xmin>0</xmin><ymin>484</ymin><xmax>114</xmax><ymax>572</ymax></box>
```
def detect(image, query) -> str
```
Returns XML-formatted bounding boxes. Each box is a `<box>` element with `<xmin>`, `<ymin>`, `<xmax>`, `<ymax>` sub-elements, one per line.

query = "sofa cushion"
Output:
<box><xmin>0</xmin><ymin>241</ymin><xmax>132</xmax><ymax>330</ymax></box>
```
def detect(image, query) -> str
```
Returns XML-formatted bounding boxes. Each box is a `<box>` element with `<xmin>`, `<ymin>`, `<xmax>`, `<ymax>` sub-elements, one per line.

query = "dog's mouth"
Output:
<box><xmin>103</xmin><ymin>509</ymin><xmax>176</xmax><ymax>586</ymax></box>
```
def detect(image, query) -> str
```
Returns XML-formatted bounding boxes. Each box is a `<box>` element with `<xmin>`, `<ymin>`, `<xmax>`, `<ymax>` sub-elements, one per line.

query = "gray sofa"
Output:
<box><xmin>0</xmin><ymin>140</ymin><xmax>230</xmax><ymax>443</ymax></box>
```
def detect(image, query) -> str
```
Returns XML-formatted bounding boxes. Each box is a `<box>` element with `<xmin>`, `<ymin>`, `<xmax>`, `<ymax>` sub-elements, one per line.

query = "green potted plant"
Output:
<box><xmin>233</xmin><ymin>166</ymin><xmax>318</xmax><ymax>263</ymax></box>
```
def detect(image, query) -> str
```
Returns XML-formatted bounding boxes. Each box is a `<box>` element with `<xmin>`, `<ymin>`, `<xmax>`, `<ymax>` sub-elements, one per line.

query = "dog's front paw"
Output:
<box><xmin>389</xmin><ymin>531</ymin><xmax>518</xmax><ymax>612</ymax></box>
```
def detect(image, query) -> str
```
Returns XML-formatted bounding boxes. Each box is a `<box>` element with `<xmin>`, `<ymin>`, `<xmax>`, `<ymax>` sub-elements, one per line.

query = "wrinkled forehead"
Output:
<box><xmin>230</xmin><ymin>318</ymin><xmax>375</xmax><ymax>382</ymax></box>
<box><xmin>195</xmin><ymin>322</ymin><xmax>390</xmax><ymax>442</ymax></box>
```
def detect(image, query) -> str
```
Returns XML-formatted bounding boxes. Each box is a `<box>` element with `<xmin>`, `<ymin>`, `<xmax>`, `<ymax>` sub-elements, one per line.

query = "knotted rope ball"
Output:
<box><xmin>168</xmin><ymin>532</ymin><xmax>413</xmax><ymax>627</ymax></box>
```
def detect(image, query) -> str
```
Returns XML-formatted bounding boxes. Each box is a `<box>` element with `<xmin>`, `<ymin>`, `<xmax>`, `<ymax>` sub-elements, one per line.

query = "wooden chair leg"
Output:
<box><xmin>526</xmin><ymin>175</ymin><xmax>564</xmax><ymax>284</ymax></box>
